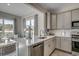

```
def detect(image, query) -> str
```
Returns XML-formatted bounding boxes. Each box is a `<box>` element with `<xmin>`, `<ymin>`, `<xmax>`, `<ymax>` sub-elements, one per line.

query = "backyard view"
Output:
<box><xmin>4</xmin><ymin>19</ymin><xmax>14</xmax><ymax>36</ymax></box>
<box><xmin>0</xmin><ymin>18</ymin><xmax>14</xmax><ymax>37</ymax></box>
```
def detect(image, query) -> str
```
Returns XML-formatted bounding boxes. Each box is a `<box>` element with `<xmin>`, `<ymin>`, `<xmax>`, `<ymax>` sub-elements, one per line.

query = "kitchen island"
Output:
<box><xmin>25</xmin><ymin>35</ymin><xmax>56</xmax><ymax>56</ymax></box>
<box><xmin>25</xmin><ymin>35</ymin><xmax>55</xmax><ymax>46</ymax></box>
<box><xmin>0</xmin><ymin>39</ymin><xmax>16</xmax><ymax>56</ymax></box>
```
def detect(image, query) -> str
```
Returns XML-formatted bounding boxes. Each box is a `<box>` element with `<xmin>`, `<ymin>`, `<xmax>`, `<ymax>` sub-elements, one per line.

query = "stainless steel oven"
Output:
<box><xmin>72</xmin><ymin>41</ymin><xmax>79</xmax><ymax>52</ymax></box>
<box><xmin>72</xmin><ymin>30</ymin><xmax>79</xmax><ymax>55</ymax></box>
<box><xmin>72</xmin><ymin>39</ymin><xmax>79</xmax><ymax>55</ymax></box>
<box><xmin>72</xmin><ymin>40</ymin><xmax>79</xmax><ymax>52</ymax></box>
<box><xmin>72</xmin><ymin>21</ymin><xmax>79</xmax><ymax>29</ymax></box>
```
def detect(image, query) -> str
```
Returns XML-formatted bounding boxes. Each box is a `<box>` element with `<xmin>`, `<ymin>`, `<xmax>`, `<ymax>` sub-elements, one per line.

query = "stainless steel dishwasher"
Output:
<box><xmin>31</xmin><ymin>42</ymin><xmax>44</xmax><ymax>56</ymax></box>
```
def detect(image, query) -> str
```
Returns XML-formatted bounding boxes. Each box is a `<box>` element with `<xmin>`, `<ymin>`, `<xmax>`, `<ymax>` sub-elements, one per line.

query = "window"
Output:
<box><xmin>0</xmin><ymin>18</ymin><xmax>3</xmax><ymax>36</ymax></box>
<box><xmin>0</xmin><ymin>17</ymin><xmax>14</xmax><ymax>37</ymax></box>
<box><xmin>24</xmin><ymin>17</ymin><xmax>34</xmax><ymax>39</ymax></box>
<box><xmin>4</xmin><ymin>19</ymin><xmax>14</xmax><ymax>36</ymax></box>
<box><xmin>30</xmin><ymin>19</ymin><xmax>34</xmax><ymax>38</ymax></box>
<box><xmin>25</xmin><ymin>20</ymin><xmax>30</xmax><ymax>38</ymax></box>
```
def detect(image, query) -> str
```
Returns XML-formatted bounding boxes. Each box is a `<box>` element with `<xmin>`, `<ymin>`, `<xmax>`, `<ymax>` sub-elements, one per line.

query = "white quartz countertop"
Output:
<box><xmin>23</xmin><ymin>35</ymin><xmax>55</xmax><ymax>46</ymax></box>
<box><xmin>0</xmin><ymin>39</ymin><xmax>16</xmax><ymax>48</ymax></box>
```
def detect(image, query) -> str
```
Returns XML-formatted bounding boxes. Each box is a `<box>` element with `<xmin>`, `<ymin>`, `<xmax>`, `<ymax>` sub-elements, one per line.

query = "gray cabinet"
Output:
<box><xmin>72</xmin><ymin>9</ymin><xmax>79</xmax><ymax>21</ymax></box>
<box><xmin>47</xmin><ymin>12</ymin><xmax>51</xmax><ymax>29</ymax></box>
<box><xmin>56</xmin><ymin>37</ymin><xmax>71</xmax><ymax>52</ymax></box>
<box><xmin>57</xmin><ymin>11</ymin><xmax>71</xmax><ymax>29</ymax></box>
<box><xmin>56</xmin><ymin>37</ymin><xmax>61</xmax><ymax>49</ymax></box>
<box><xmin>50</xmin><ymin>37</ymin><xmax>56</xmax><ymax>51</ymax></box>
<box><xmin>61</xmin><ymin>37</ymin><xmax>66</xmax><ymax>50</ymax></box>
<box><xmin>64</xmin><ymin>12</ymin><xmax>71</xmax><ymax>29</ymax></box>
<box><xmin>52</xmin><ymin>14</ymin><xmax>57</xmax><ymax>29</ymax></box>
<box><xmin>46</xmin><ymin>12</ymin><xmax>57</xmax><ymax>29</ymax></box>
<box><xmin>44</xmin><ymin>38</ymin><xmax>55</xmax><ymax>56</ymax></box>
<box><xmin>57</xmin><ymin>13</ymin><xmax>64</xmax><ymax>29</ymax></box>
<box><xmin>61</xmin><ymin>37</ymin><xmax>71</xmax><ymax>52</ymax></box>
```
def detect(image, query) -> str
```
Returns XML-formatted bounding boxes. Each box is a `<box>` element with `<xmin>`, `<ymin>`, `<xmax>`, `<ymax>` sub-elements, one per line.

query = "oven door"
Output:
<box><xmin>72</xmin><ymin>21</ymin><xmax>79</xmax><ymax>28</ymax></box>
<box><xmin>72</xmin><ymin>41</ymin><xmax>79</xmax><ymax>52</ymax></box>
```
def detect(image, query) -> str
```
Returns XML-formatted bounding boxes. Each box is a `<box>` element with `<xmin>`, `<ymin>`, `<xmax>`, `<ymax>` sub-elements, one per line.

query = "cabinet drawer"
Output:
<box><xmin>44</xmin><ymin>43</ymin><xmax>50</xmax><ymax>56</ymax></box>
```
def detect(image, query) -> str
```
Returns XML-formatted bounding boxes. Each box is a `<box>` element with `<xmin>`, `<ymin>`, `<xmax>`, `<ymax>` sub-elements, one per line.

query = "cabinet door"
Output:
<box><xmin>72</xmin><ymin>9</ymin><xmax>79</xmax><ymax>21</ymax></box>
<box><xmin>53</xmin><ymin>38</ymin><xmax>56</xmax><ymax>50</ymax></box>
<box><xmin>64</xmin><ymin>12</ymin><xmax>71</xmax><ymax>29</ymax></box>
<box><xmin>64</xmin><ymin>37</ymin><xmax>71</xmax><ymax>52</ymax></box>
<box><xmin>57</xmin><ymin>13</ymin><xmax>64</xmax><ymax>29</ymax></box>
<box><xmin>56</xmin><ymin>37</ymin><xmax>61</xmax><ymax>49</ymax></box>
<box><xmin>44</xmin><ymin>38</ymin><xmax>55</xmax><ymax>56</ymax></box>
<box><xmin>57</xmin><ymin>12</ymin><xmax>71</xmax><ymax>29</ymax></box>
<box><xmin>44</xmin><ymin>39</ymin><xmax>51</xmax><ymax>56</ymax></box>
<box><xmin>47</xmin><ymin>12</ymin><xmax>51</xmax><ymax>29</ymax></box>
<box><xmin>61</xmin><ymin>37</ymin><xmax>71</xmax><ymax>52</ymax></box>
<box><xmin>50</xmin><ymin>38</ymin><xmax>55</xmax><ymax>53</ymax></box>
<box><xmin>52</xmin><ymin>14</ymin><xmax>57</xmax><ymax>29</ymax></box>
<box><xmin>61</xmin><ymin>37</ymin><xmax>66</xmax><ymax>50</ymax></box>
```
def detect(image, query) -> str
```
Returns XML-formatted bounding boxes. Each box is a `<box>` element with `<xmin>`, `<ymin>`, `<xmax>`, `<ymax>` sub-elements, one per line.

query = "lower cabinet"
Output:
<box><xmin>61</xmin><ymin>37</ymin><xmax>71</xmax><ymax>52</ymax></box>
<box><xmin>44</xmin><ymin>38</ymin><xmax>55</xmax><ymax>56</ymax></box>
<box><xmin>56</xmin><ymin>37</ymin><xmax>71</xmax><ymax>52</ymax></box>
<box><xmin>56</xmin><ymin>37</ymin><xmax>61</xmax><ymax>49</ymax></box>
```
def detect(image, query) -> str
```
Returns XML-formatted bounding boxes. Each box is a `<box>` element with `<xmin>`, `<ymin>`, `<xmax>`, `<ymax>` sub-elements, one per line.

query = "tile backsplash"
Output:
<box><xmin>49</xmin><ymin>29</ymin><xmax>71</xmax><ymax>37</ymax></box>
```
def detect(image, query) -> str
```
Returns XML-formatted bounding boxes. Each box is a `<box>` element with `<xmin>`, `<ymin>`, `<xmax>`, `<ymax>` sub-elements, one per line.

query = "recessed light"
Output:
<box><xmin>7</xmin><ymin>3</ymin><xmax>10</xmax><ymax>6</ymax></box>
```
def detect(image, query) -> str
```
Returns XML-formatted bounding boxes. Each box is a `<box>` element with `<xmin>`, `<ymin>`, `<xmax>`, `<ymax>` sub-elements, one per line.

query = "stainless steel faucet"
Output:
<box><xmin>40</xmin><ymin>29</ymin><xmax>47</xmax><ymax>37</ymax></box>
<box><xmin>40</xmin><ymin>30</ymin><xmax>42</xmax><ymax>37</ymax></box>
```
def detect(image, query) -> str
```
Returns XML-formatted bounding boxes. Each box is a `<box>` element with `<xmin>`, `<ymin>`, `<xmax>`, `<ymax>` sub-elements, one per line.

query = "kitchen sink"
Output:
<box><xmin>38</xmin><ymin>36</ymin><xmax>47</xmax><ymax>39</ymax></box>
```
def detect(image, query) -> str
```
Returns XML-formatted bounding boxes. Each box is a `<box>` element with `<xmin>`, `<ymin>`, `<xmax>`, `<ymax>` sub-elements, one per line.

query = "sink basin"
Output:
<box><xmin>38</xmin><ymin>36</ymin><xmax>47</xmax><ymax>39</ymax></box>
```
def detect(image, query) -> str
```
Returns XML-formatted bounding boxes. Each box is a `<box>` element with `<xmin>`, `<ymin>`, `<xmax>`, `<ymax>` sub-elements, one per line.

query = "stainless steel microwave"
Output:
<box><xmin>72</xmin><ymin>21</ymin><xmax>79</xmax><ymax>28</ymax></box>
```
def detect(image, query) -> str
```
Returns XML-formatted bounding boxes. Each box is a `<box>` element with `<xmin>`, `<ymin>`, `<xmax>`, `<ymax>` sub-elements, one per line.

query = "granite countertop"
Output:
<box><xmin>23</xmin><ymin>35</ymin><xmax>56</xmax><ymax>46</ymax></box>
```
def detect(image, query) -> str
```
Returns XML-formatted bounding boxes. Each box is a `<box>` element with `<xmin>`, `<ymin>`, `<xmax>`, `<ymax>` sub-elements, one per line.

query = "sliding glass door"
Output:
<box><xmin>30</xmin><ymin>19</ymin><xmax>34</xmax><ymax>39</ymax></box>
<box><xmin>24</xmin><ymin>17</ymin><xmax>34</xmax><ymax>39</ymax></box>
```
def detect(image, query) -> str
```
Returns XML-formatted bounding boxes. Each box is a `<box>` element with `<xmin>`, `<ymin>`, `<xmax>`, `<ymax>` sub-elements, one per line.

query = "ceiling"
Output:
<box><xmin>1</xmin><ymin>3</ymin><xmax>79</xmax><ymax>16</ymax></box>
<box><xmin>0</xmin><ymin>3</ymin><xmax>38</xmax><ymax>17</ymax></box>
<box><xmin>38</xmin><ymin>3</ymin><xmax>79</xmax><ymax>13</ymax></box>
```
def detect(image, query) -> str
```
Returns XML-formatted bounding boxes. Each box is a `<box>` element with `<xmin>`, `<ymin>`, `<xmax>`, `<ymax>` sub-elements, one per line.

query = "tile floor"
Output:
<box><xmin>51</xmin><ymin>50</ymin><xmax>72</xmax><ymax>56</ymax></box>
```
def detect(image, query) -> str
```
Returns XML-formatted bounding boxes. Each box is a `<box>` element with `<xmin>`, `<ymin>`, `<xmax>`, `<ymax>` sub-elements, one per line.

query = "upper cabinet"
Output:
<box><xmin>46</xmin><ymin>12</ymin><xmax>51</xmax><ymax>29</ymax></box>
<box><xmin>57</xmin><ymin>11</ymin><xmax>71</xmax><ymax>29</ymax></box>
<box><xmin>46</xmin><ymin>11</ymin><xmax>71</xmax><ymax>30</ymax></box>
<box><xmin>64</xmin><ymin>12</ymin><xmax>71</xmax><ymax>29</ymax></box>
<box><xmin>46</xmin><ymin>12</ymin><xmax>57</xmax><ymax>30</ymax></box>
<box><xmin>72</xmin><ymin>9</ymin><xmax>79</xmax><ymax>21</ymax></box>
<box><xmin>51</xmin><ymin>14</ymin><xmax>57</xmax><ymax>29</ymax></box>
<box><xmin>57</xmin><ymin>13</ymin><xmax>64</xmax><ymax>29</ymax></box>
